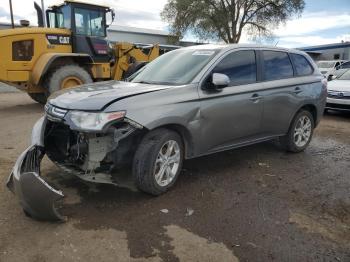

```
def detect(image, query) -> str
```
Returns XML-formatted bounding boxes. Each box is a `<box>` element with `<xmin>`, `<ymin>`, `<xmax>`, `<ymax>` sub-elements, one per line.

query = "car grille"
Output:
<box><xmin>45</xmin><ymin>103</ymin><xmax>68</xmax><ymax>121</ymax></box>
<box><xmin>327</xmin><ymin>90</ymin><xmax>350</xmax><ymax>100</ymax></box>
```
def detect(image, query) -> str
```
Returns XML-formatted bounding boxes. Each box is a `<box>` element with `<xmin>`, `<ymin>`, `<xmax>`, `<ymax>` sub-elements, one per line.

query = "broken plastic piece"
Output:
<box><xmin>7</xmin><ymin>146</ymin><xmax>65</xmax><ymax>221</ymax></box>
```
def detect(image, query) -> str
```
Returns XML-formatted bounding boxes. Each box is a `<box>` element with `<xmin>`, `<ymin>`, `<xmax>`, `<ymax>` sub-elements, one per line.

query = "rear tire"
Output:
<box><xmin>280</xmin><ymin>110</ymin><xmax>314</xmax><ymax>153</ymax></box>
<box><xmin>28</xmin><ymin>93</ymin><xmax>47</xmax><ymax>104</ymax></box>
<box><xmin>133</xmin><ymin>129</ymin><xmax>184</xmax><ymax>196</ymax></box>
<box><xmin>46</xmin><ymin>65</ymin><xmax>92</xmax><ymax>95</ymax></box>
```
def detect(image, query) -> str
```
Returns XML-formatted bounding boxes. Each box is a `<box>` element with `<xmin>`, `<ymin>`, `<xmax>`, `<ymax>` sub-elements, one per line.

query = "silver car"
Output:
<box><xmin>7</xmin><ymin>44</ymin><xmax>327</xmax><ymax>221</ymax></box>
<box><xmin>326</xmin><ymin>69</ymin><xmax>350</xmax><ymax>111</ymax></box>
<box><xmin>317</xmin><ymin>60</ymin><xmax>346</xmax><ymax>75</ymax></box>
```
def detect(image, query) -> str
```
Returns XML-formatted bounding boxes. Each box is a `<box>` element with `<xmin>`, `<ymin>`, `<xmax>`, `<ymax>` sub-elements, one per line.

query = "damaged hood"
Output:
<box><xmin>48</xmin><ymin>81</ymin><xmax>171</xmax><ymax>111</ymax></box>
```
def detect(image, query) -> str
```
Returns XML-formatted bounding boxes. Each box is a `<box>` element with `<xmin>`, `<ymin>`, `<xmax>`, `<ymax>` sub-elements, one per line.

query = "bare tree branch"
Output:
<box><xmin>161</xmin><ymin>0</ymin><xmax>305</xmax><ymax>43</ymax></box>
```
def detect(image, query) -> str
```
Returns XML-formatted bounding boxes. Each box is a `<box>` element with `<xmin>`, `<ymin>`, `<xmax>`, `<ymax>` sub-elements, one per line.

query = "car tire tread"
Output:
<box><xmin>132</xmin><ymin>128</ymin><xmax>183</xmax><ymax>196</ymax></box>
<box><xmin>280</xmin><ymin>110</ymin><xmax>314</xmax><ymax>153</ymax></box>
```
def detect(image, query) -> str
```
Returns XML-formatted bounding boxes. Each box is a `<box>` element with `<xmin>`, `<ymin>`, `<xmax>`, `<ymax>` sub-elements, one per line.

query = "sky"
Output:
<box><xmin>0</xmin><ymin>0</ymin><xmax>349</xmax><ymax>48</ymax></box>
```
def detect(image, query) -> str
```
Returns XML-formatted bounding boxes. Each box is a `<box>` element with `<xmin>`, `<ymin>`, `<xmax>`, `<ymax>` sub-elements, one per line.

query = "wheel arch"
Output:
<box><xmin>285</xmin><ymin>103</ymin><xmax>318</xmax><ymax>136</ymax></box>
<box><xmin>299</xmin><ymin>104</ymin><xmax>317</xmax><ymax>125</ymax></box>
<box><xmin>148</xmin><ymin>123</ymin><xmax>195</xmax><ymax>159</ymax></box>
<box><xmin>32</xmin><ymin>53</ymin><xmax>94</xmax><ymax>86</ymax></box>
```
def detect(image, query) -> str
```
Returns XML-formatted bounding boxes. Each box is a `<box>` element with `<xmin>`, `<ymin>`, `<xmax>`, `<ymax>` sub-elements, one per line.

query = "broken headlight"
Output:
<box><xmin>68</xmin><ymin>111</ymin><xmax>126</xmax><ymax>131</ymax></box>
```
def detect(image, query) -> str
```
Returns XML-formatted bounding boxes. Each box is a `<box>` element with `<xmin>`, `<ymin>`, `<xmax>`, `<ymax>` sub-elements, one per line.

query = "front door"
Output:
<box><xmin>73</xmin><ymin>7</ymin><xmax>110</xmax><ymax>63</ymax></box>
<box><xmin>198</xmin><ymin>50</ymin><xmax>264</xmax><ymax>154</ymax></box>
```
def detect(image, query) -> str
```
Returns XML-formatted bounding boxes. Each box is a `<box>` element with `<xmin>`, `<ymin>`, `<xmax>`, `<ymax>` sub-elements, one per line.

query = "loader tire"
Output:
<box><xmin>28</xmin><ymin>93</ymin><xmax>47</xmax><ymax>104</ymax></box>
<box><xmin>123</xmin><ymin>61</ymin><xmax>147</xmax><ymax>79</ymax></box>
<box><xmin>47</xmin><ymin>65</ymin><xmax>92</xmax><ymax>95</ymax></box>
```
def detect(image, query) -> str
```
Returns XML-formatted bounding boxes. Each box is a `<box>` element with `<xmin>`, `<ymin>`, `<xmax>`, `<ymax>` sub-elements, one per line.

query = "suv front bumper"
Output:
<box><xmin>6</xmin><ymin>116</ymin><xmax>65</xmax><ymax>221</ymax></box>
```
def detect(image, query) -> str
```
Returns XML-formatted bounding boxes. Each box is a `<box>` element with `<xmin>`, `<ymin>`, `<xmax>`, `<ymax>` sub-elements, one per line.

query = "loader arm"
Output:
<box><xmin>111</xmin><ymin>43</ymin><xmax>159</xmax><ymax>80</ymax></box>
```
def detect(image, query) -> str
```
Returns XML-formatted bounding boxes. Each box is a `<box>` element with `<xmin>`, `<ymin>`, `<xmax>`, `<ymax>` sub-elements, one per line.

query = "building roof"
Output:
<box><xmin>304</xmin><ymin>50</ymin><xmax>323</xmax><ymax>54</ymax></box>
<box><xmin>299</xmin><ymin>42</ymin><xmax>350</xmax><ymax>52</ymax></box>
<box><xmin>108</xmin><ymin>25</ymin><xmax>169</xmax><ymax>36</ymax></box>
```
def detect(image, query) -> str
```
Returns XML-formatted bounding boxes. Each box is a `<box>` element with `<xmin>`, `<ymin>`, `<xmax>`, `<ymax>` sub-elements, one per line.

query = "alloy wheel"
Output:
<box><xmin>293</xmin><ymin>115</ymin><xmax>312</xmax><ymax>147</ymax></box>
<box><xmin>153</xmin><ymin>140</ymin><xmax>181</xmax><ymax>187</ymax></box>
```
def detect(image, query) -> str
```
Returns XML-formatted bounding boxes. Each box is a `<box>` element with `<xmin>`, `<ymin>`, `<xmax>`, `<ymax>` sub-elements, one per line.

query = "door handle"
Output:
<box><xmin>250</xmin><ymin>93</ymin><xmax>262</xmax><ymax>102</ymax></box>
<box><xmin>294</xmin><ymin>87</ymin><xmax>302</xmax><ymax>94</ymax></box>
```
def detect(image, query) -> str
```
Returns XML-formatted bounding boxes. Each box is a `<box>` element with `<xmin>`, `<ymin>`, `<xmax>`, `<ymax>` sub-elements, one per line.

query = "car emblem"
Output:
<box><xmin>338</xmin><ymin>92</ymin><xmax>344</xmax><ymax>97</ymax></box>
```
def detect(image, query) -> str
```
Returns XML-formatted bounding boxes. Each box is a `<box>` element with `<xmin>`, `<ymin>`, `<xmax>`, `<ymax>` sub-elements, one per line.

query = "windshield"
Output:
<box><xmin>338</xmin><ymin>70</ymin><xmax>350</xmax><ymax>80</ymax></box>
<box><xmin>130</xmin><ymin>48</ymin><xmax>219</xmax><ymax>85</ymax></box>
<box><xmin>317</xmin><ymin>61</ymin><xmax>335</xmax><ymax>68</ymax></box>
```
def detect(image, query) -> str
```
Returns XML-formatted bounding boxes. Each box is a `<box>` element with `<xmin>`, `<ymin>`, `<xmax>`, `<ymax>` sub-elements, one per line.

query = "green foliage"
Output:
<box><xmin>161</xmin><ymin>0</ymin><xmax>305</xmax><ymax>43</ymax></box>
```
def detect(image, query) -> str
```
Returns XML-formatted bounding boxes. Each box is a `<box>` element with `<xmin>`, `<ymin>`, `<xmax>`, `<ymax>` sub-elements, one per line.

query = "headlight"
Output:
<box><xmin>68</xmin><ymin>111</ymin><xmax>126</xmax><ymax>131</ymax></box>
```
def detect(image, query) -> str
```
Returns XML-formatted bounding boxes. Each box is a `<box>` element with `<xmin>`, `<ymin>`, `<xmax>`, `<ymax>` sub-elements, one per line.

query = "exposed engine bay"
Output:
<box><xmin>44</xmin><ymin>119</ymin><xmax>144</xmax><ymax>185</ymax></box>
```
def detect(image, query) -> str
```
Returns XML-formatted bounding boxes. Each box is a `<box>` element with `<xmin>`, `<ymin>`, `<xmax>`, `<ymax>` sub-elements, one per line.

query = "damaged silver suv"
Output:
<box><xmin>7</xmin><ymin>44</ymin><xmax>327</xmax><ymax>221</ymax></box>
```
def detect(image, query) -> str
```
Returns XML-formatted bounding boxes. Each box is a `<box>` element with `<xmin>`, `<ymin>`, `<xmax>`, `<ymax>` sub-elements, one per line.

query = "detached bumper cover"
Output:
<box><xmin>7</xmin><ymin>145</ymin><xmax>65</xmax><ymax>221</ymax></box>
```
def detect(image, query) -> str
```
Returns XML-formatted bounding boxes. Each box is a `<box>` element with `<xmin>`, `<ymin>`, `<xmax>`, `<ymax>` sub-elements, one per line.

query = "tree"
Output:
<box><xmin>161</xmin><ymin>0</ymin><xmax>305</xmax><ymax>43</ymax></box>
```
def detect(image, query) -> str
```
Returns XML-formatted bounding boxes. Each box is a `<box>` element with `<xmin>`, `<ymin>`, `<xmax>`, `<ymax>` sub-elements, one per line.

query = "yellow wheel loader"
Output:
<box><xmin>0</xmin><ymin>0</ymin><xmax>160</xmax><ymax>103</ymax></box>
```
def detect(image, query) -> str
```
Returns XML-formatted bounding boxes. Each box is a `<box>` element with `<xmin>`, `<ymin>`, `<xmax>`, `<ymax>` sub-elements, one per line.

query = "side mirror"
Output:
<box><xmin>106</xmin><ymin>9</ymin><xmax>115</xmax><ymax>27</ymax></box>
<box><xmin>212</xmin><ymin>73</ymin><xmax>230</xmax><ymax>88</ymax></box>
<box><xmin>327</xmin><ymin>74</ymin><xmax>337</xmax><ymax>81</ymax></box>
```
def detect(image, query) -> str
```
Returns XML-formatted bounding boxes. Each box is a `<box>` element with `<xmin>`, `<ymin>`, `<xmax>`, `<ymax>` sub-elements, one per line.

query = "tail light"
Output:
<box><xmin>12</xmin><ymin>40</ymin><xmax>34</xmax><ymax>61</ymax></box>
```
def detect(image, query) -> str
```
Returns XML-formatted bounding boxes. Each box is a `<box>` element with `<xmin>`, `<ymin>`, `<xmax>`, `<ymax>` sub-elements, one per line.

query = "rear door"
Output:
<box><xmin>259</xmin><ymin>50</ymin><xmax>314</xmax><ymax>136</ymax></box>
<box><xmin>197</xmin><ymin>49</ymin><xmax>264</xmax><ymax>154</ymax></box>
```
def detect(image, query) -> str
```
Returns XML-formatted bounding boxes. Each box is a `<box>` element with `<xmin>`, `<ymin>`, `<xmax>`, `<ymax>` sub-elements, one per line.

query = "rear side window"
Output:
<box><xmin>341</xmin><ymin>62</ymin><xmax>350</xmax><ymax>69</ymax></box>
<box><xmin>263</xmin><ymin>51</ymin><xmax>293</xmax><ymax>81</ymax></box>
<box><xmin>290</xmin><ymin>54</ymin><xmax>314</xmax><ymax>76</ymax></box>
<box><xmin>213</xmin><ymin>50</ymin><xmax>257</xmax><ymax>86</ymax></box>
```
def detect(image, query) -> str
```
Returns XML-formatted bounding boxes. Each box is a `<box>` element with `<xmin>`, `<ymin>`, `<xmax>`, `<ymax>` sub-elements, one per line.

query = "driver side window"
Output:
<box><xmin>213</xmin><ymin>50</ymin><xmax>257</xmax><ymax>86</ymax></box>
<box><xmin>75</xmin><ymin>8</ymin><xmax>105</xmax><ymax>37</ymax></box>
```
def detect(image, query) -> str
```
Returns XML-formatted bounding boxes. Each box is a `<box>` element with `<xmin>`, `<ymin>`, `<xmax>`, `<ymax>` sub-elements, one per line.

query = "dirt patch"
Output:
<box><xmin>290</xmin><ymin>211</ymin><xmax>350</xmax><ymax>247</ymax></box>
<box><xmin>166</xmin><ymin>225</ymin><xmax>239</xmax><ymax>262</ymax></box>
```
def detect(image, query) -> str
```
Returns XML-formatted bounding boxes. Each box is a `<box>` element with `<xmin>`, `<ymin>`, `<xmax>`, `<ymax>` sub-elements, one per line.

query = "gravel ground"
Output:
<box><xmin>0</xmin><ymin>83</ymin><xmax>19</xmax><ymax>93</ymax></box>
<box><xmin>0</xmin><ymin>93</ymin><xmax>349</xmax><ymax>262</ymax></box>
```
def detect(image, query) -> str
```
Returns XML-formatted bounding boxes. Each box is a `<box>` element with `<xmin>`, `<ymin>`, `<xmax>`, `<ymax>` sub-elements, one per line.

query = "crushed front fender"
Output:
<box><xmin>7</xmin><ymin>145</ymin><xmax>65</xmax><ymax>221</ymax></box>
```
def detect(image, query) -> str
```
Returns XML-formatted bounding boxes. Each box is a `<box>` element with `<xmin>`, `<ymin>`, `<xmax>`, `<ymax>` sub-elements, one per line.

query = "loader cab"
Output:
<box><xmin>46</xmin><ymin>0</ymin><xmax>114</xmax><ymax>62</ymax></box>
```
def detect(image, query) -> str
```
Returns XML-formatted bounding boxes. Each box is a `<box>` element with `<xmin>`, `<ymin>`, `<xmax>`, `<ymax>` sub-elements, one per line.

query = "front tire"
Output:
<box><xmin>280</xmin><ymin>110</ymin><xmax>314</xmax><ymax>152</ymax></box>
<box><xmin>133</xmin><ymin>129</ymin><xmax>184</xmax><ymax>195</ymax></box>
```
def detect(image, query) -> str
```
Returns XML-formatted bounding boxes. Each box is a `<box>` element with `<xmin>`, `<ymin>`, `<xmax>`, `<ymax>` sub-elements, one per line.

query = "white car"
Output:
<box><xmin>327</xmin><ymin>61</ymin><xmax>350</xmax><ymax>80</ymax></box>
<box><xmin>326</xmin><ymin>69</ymin><xmax>350</xmax><ymax>111</ymax></box>
<box><xmin>317</xmin><ymin>60</ymin><xmax>346</xmax><ymax>75</ymax></box>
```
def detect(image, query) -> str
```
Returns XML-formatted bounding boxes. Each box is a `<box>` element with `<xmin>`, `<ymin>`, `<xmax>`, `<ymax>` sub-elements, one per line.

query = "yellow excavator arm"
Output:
<box><xmin>111</xmin><ymin>42</ymin><xmax>160</xmax><ymax>80</ymax></box>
